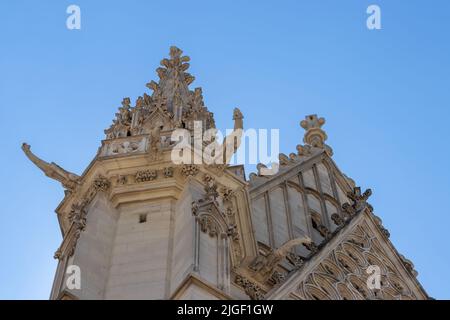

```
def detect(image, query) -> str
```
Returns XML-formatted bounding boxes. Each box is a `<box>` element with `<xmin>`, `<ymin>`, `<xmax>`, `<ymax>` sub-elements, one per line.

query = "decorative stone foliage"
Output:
<box><xmin>135</xmin><ymin>170</ymin><xmax>157</xmax><ymax>182</ymax></box>
<box><xmin>235</xmin><ymin>275</ymin><xmax>265</xmax><ymax>300</ymax></box>
<box><xmin>163</xmin><ymin>167</ymin><xmax>174</xmax><ymax>178</ymax></box>
<box><xmin>54</xmin><ymin>175</ymin><xmax>111</xmax><ymax>260</ymax></box>
<box><xmin>181</xmin><ymin>164</ymin><xmax>199</xmax><ymax>177</ymax></box>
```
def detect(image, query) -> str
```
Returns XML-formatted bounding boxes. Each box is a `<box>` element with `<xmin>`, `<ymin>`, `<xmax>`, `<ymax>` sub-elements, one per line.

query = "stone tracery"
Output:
<box><xmin>291</xmin><ymin>223</ymin><xmax>417</xmax><ymax>300</ymax></box>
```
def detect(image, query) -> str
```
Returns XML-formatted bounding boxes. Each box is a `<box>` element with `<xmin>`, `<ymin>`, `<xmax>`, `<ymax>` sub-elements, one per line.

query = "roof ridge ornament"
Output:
<box><xmin>299</xmin><ymin>114</ymin><xmax>333</xmax><ymax>156</ymax></box>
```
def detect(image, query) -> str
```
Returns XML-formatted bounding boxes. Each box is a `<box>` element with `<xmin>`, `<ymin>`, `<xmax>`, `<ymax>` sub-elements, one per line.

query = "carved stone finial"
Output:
<box><xmin>233</xmin><ymin>107</ymin><xmax>243</xmax><ymax>121</ymax></box>
<box><xmin>145</xmin><ymin>80</ymin><xmax>159</xmax><ymax>92</ymax></box>
<box><xmin>104</xmin><ymin>98</ymin><xmax>132</xmax><ymax>139</ymax></box>
<box><xmin>300</xmin><ymin>114</ymin><xmax>333</xmax><ymax>156</ymax></box>
<box><xmin>122</xmin><ymin>97</ymin><xmax>131</xmax><ymax>107</ymax></box>
<box><xmin>300</xmin><ymin>114</ymin><xmax>325</xmax><ymax>131</ymax></box>
<box><xmin>169</xmin><ymin>46</ymin><xmax>184</xmax><ymax>60</ymax></box>
<box><xmin>296</xmin><ymin>144</ymin><xmax>312</xmax><ymax>157</ymax></box>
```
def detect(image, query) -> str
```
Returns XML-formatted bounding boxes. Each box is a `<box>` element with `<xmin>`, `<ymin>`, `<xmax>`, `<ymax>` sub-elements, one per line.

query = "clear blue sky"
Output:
<box><xmin>1</xmin><ymin>0</ymin><xmax>449</xmax><ymax>299</ymax></box>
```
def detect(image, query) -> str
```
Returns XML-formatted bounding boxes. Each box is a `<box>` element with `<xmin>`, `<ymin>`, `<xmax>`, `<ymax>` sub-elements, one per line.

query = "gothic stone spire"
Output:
<box><xmin>104</xmin><ymin>46</ymin><xmax>217</xmax><ymax>140</ymax></box>
<box><xmin>146</xmin><ymin>46</ymin><xmax>195</xmax><ymax>121</ymax></box>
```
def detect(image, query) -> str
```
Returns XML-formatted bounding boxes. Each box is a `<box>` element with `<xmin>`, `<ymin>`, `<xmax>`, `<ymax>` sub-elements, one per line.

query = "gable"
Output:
<box><xmin>249</xmin><ymin>152</ymin><xmax>352</xmax><ymax>255</ymax></box>
<box><xmin>266</xmin><ymin>212</ymin><xmax>428</xmax><ymax>300</ymax></box>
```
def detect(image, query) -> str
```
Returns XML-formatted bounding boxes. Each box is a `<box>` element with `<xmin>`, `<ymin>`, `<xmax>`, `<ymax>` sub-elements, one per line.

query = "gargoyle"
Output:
<box><xmin>21</xmin><ymin>143</ymin><xmax>80</xmax><ymax>191</ymax></box>
<box><xmin>250</xmin><ymin>236</ymin><xmax>312</xmax><ymax>281</ymax></box>
<box><xmin>217</xmin><ymin>108</ymin><xmax>244</xmax><ymax>165</ymax></box>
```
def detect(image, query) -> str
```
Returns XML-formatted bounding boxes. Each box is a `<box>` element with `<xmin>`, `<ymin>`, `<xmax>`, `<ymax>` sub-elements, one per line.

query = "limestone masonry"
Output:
<box><xmin>23</xmin><ymin>47</ymin><xmax>428</xmax><ymax>300</ymax></box>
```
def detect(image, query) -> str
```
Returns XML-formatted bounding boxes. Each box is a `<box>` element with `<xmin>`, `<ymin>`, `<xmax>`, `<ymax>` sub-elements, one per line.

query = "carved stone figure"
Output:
<box><xmin>216</xmin><ymin>108</ymin><xmax>244</xmax><ymax>165</ymax></box>
<box><xmin>250</xmin><ymin>237</ymin><xmax>312</xmax><ymax>282</ymax></box>
<box><xmin>21</xmin><ymin>143</ymin><xmax>80</xmax><ymax>191</ymax></box>
<box><xmin>149</xmin><ymin>122</ymin><xmax>163</xmax><ymax>160</ymax></box>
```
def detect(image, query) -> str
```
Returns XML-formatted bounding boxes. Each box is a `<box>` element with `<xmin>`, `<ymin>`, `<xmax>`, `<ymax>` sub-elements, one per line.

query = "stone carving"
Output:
<box><xmin>400</xmin><ymin>255</ymin><xmax>418</xmax><ymax>277</ymax></box>
<box><xmin>373</xmin><ymin>214</ymin><xmax>390</xmax><ymax>238</ymax></box>
<box><xmin>290</xmin><ymin>223</ymin><xmax>418</xmax><ymax>300</ymax></box>
<box><xmin>250</xmin><ymin>237</ymin><xmax>312</xmax><ymax>282</ymax></box>
<box><xmin>192</xmin><ymin>190</ymin><xmax>241</xmax><ymax>249</ymax></box>
<box><xmin>191</xmin><ymin>201</ymin><xmax>199</xmax><ymax>216</ymax></box>
<box><xmin>221</xmin><ymin>187</ymin><xmax>234</xmax><ymax>203</ymax></box>
<box><xmin>105</xmin><ymin>98</ymin><xmax>132</xmax><ymax>139</ymax></box>
<box><xmin>54</xmin><ymin>200</ymin><xmax>88</xmax><ymax>260</ymax></box>
<box><xmin>223</xmin><ymin>206</ymin><xmax>241</xmax><ymax>260</ymax></box>
<box><xmin>149</xmin><ymin>123</ymin><xmax>163</xmax><ymax>160</ymax></box>
<box><xmin>270</xmin><ymin>271</ymin><xmax>286</xmax><ymax>285</ymax></box>
<box><xmin>220</xmin><ymin>108</ymin><xmax>244</xmax><ymax>165</ymax></box>
<box><xmin>163</xmin><ymin>167</ymin><xmax>174</xmax><ymax>178</ymax></box>
<box><xmin>54</xmin><ymin>176</ymin><xmax>111</xmax><ymax>260</ymax></box>
<box><xmin>197</xmin><ymin>108</ymin><xmax>245</xmax><ymax>166</ymax></box>
<box><xmin>135</xmin><ymin>170</ymin><xmax>157</xmax><ymax>183</ymax></box>
<box><xmin>93</xmin><ymin>175</ymin><xmax>110</xmax><ymax>192</ymax></box>
<box><xmin>68</xmin><ymin>201</ymin><xmax>88</xmax><ymax>230</ymax></box>
<box><xmin>331</xmin><ymin>213</ymin><xmax>345</xmax><ymax>227</ymax></box>
<box><xmin>21</xmin><ymin>143</ymin><xmax>80</xmax><ymax>191</ymax></box>
<box><xmin>183</xmin><ymin>88</ymin><xmax>215</xmax><ymax>131</ymax></box>
<box><xmin>98</xmin><ymin>46</ymin><xmax>224</xmax><ymax>143</ymax></box>
<box><xmin>235</xmin><ymin>275</ymin><xmax>265</xmax><ymax>300</ymax></box>
<box><xmin>100</xmin><ymin>138</ymin><xmax>146</xmax><ymax>157</ymax></box>
<box><xmin>300</xmin><ymin>114</ymin><xmax>333</xmax><ymax>156</ymax></box>
<box><xmin>181</xmin><ymin>164</ymin><xmax>199</xmax><ymax>177</ymax></box>
<box><xmin>117</xmin><ymin>175</ymin><xmax>128</xmax><ymax>185</ymax></box>
<box><xmin>226</xmin><ymin>224</ymin><xmax>239</xmax><ymax>241</ymax></box>
<box><xmin>203</xmin><ymin>174</ymin><xmax>219</xmax><ymax>201</ymax></box>
<box><xmin>300</xmin><ymin>114</ymin><xmax>326</xmax><ymax>147</ymax></box>
<box><xmin>317</xmin><ymin>224</ymin><xmax>332</xmax><ymax>240</ymax></box>
<box><xmin>198</xmin><ymin>215</ymin><xmax>219</xmax><ymax>237</ymax></box>
<box><xmin>287</xmin><ymin>252</ymin><xmax>304</xmax><ymax>268</ymax></box>
<box><xmin>303</xmin><ymin>241</ymin><xmax>318</xmax><ymax>255</ymax></box>
<box><xmin>279</xmin><ymin>153</ymin><xmax>293</xmax><ymax>166</ymax></box>
<box><xmin>296</xmin><ymin>144</ymin><xmax>312</xmax><ymax>157</ymax></box>
<box><xmin>111</xmin><ymin>141</ymin><xmax>140</xmax><ymax>154</ymax></box>
<box><xmin>53</xmin><ymin>248</ymin><xmax>62</xmax><ymax>260</ymax></box>
<box><xmin>342</xmin><ymin>187</ymin><xmax>373</xmax><ymax>216</ymax></box>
